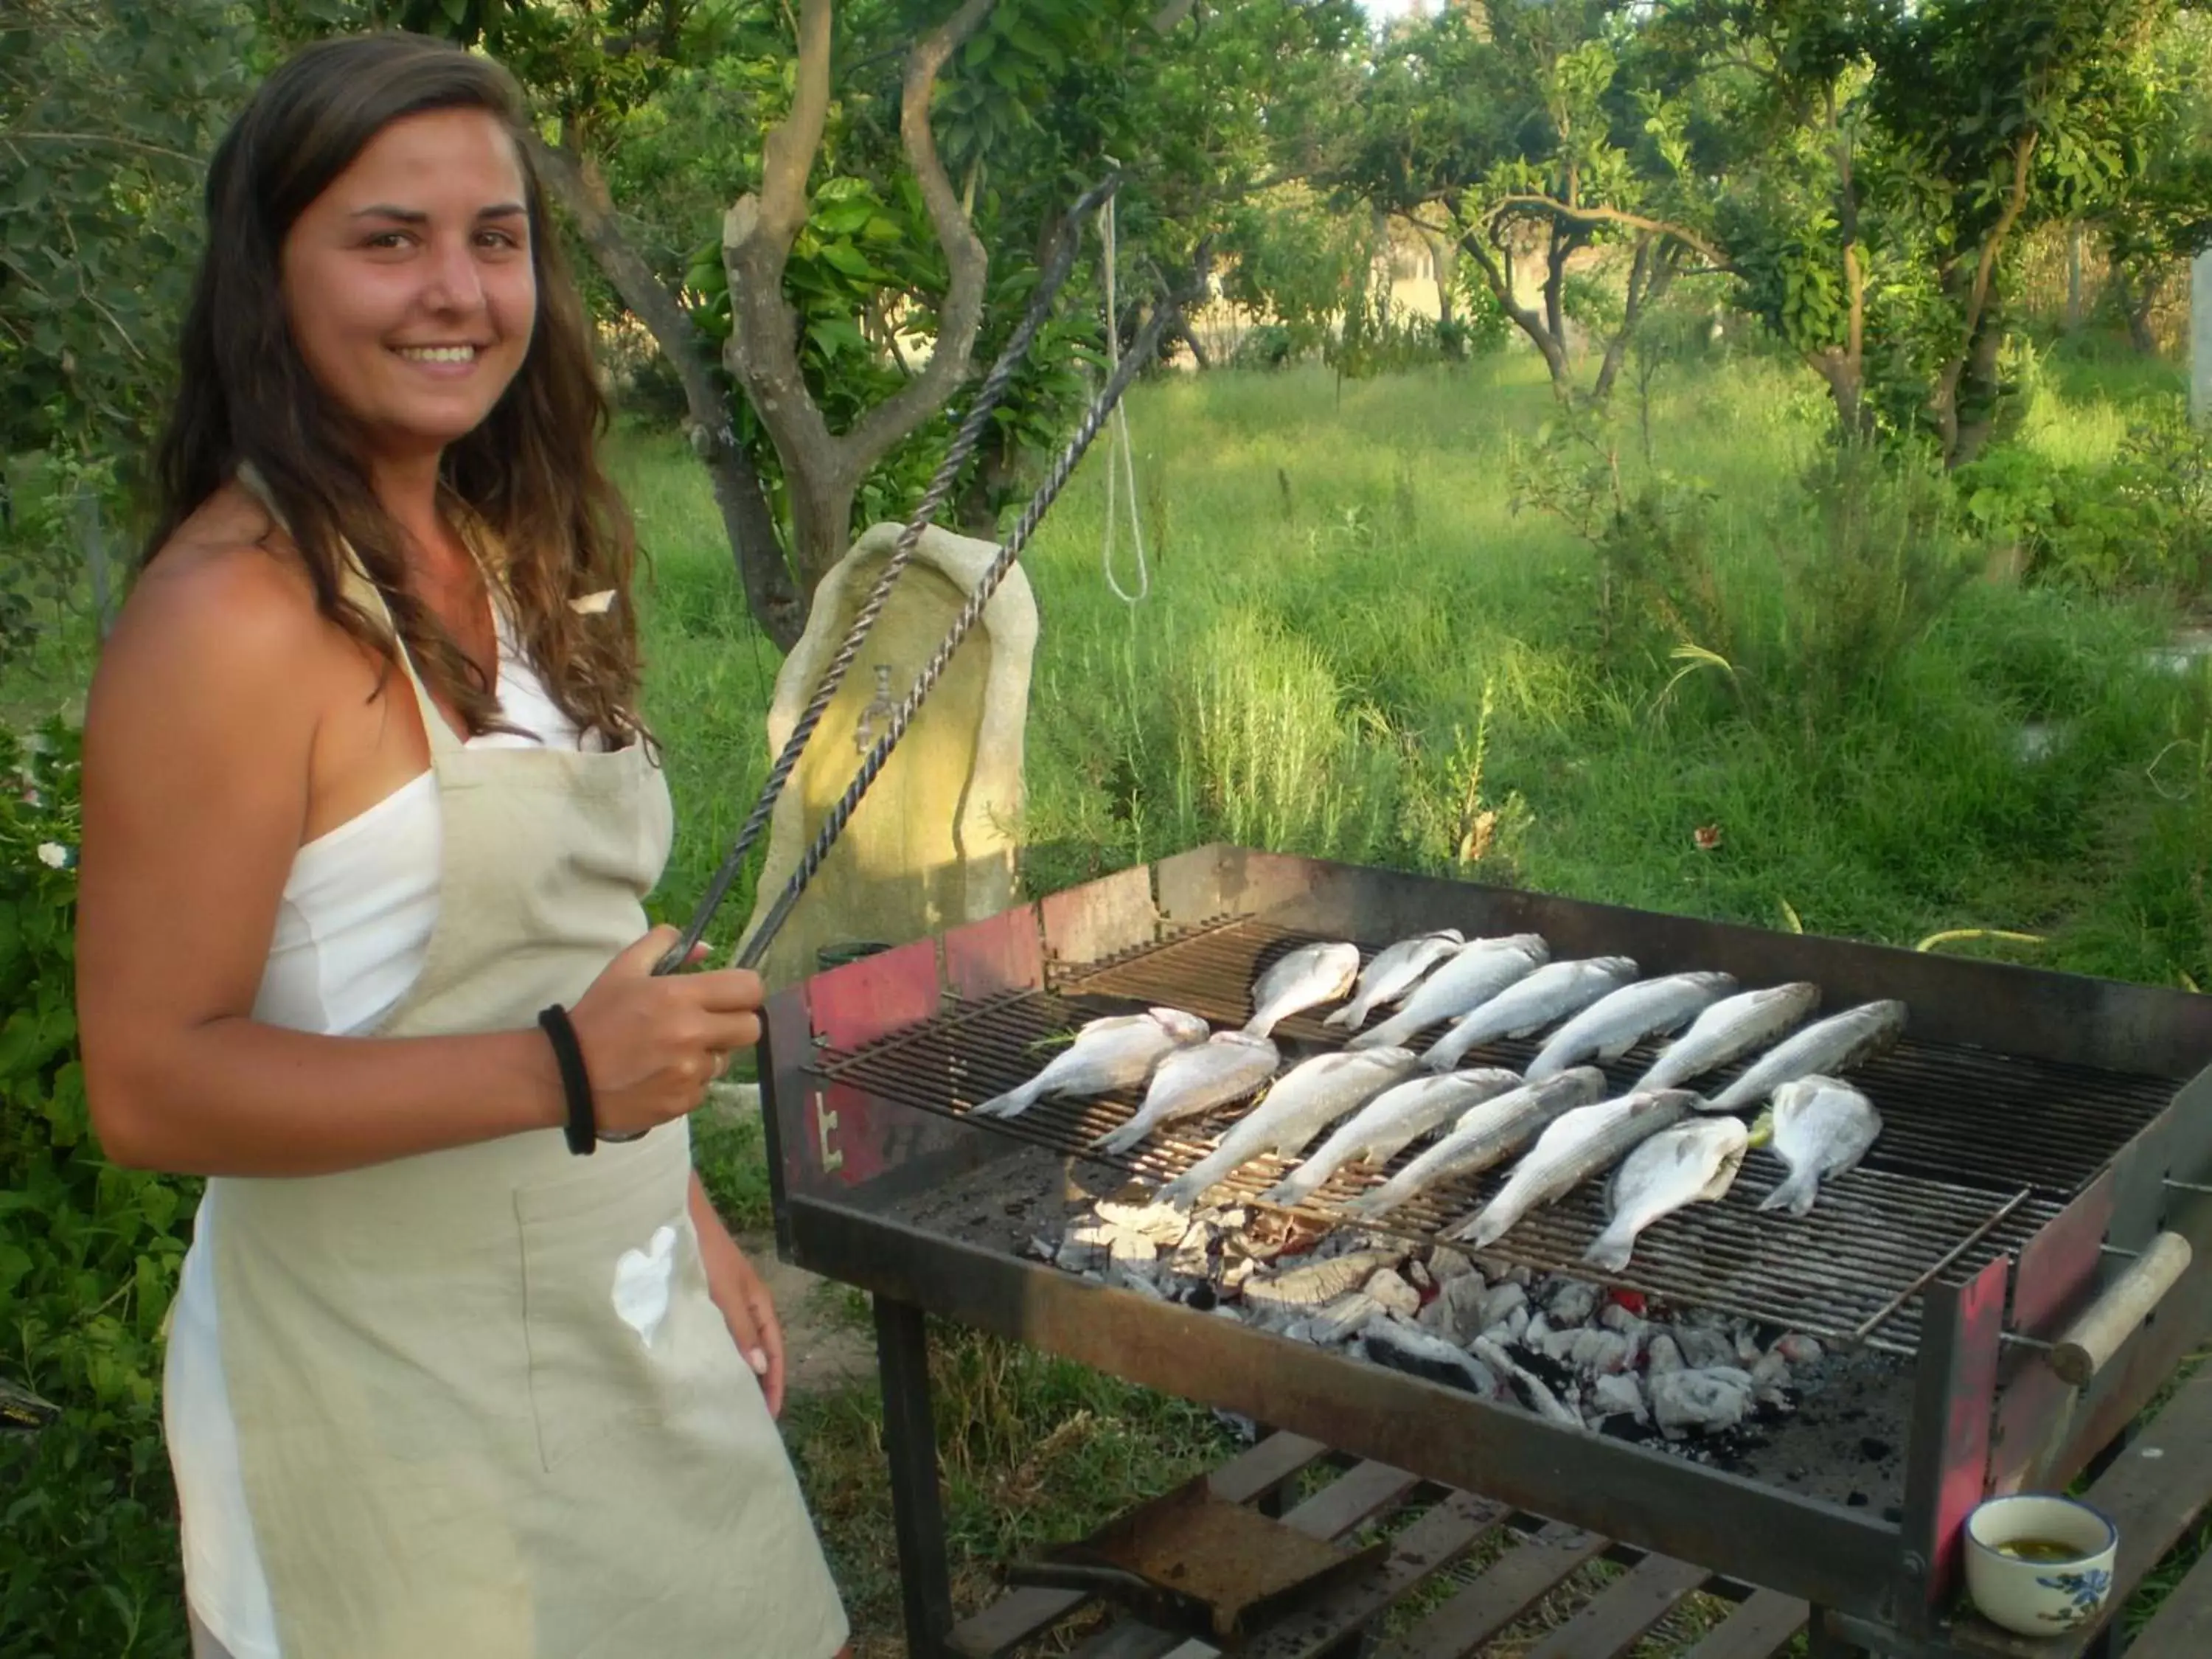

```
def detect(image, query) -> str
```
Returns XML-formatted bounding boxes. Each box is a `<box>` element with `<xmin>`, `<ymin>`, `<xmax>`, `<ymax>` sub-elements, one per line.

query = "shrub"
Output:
<box><xmin>0</xmin><ymin>720</ymin><xmax>196</xmax><ymax>1659</ymax></box>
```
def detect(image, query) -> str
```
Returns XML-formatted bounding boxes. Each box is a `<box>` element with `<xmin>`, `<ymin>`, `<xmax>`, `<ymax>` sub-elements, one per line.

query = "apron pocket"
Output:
<box><xmin>514</xmin><ymin>1134</ymin><xmax>691</xmax><ymax>1472</ymax></box>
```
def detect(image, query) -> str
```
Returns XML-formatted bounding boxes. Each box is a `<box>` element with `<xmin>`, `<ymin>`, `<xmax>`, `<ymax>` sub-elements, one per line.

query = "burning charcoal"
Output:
<box><xmin>1097</xmin><ymin>1193</ymin><xmax>1197</xmax><ymax>1242</ymax></box>
<box><xmin>1599</xmin><ymin>1303</ymin><xmax>1650</xmax><ymax>1340</ymax></box>
<box><xmin>1751</xmin><ymin>1351</ymin><xmax>1792</xmax><ymax>1394</ymax></box>
<box><xmin>1363</xmin><ymin>1268</ymin><xmax>1422</xmax><ymax>1322</ymax></box>
<box><xmin>1587</xmin><ymin>1372</ymin><xmax>1649</xmax><ymax>1425</ymax></box>
<box><xmin>1306</xmin><ymin>1291</ymin><xmax>1384</xmax><ymax>1346</ymax></box>
<box><xmin>1732</xmin><ymin>1326</ymin><xmax>1764</xmax><ymax>1368</ymax></box>
<box><xmin>1210</xmin><ymin>1304</ymin><xmax>1244</xmax><ymax>1322</ymax></box>
<box><xmin>1649</xmin><ymin>1368</ymin><xmax>1756</xmax><ymax>1439</ymax></box>
<box><xmin>1362</xmin><ymin>1320</ymin><xmax>1506</xmax><ymax>1399</ymax></box>
<box><xmin>1111</xmin><ymin>1263</ymin><xmax>1167</xmax><ymax>1298</ymax></box>
<box><xmin>1535</xmin><ymin>1326</ymin><xmax>1583</xmax><ymax>1366</ymax></box>
<box><xmin>1524</xmin><ymin>1312</ymin><xmax>1553</xmax><ymax>1346</ymax></box>
<box><xmin>1673</xmin><ymin>1326</ymin><xmax>1736</xmax><ymax>1371</ymax></box>
<box><xmin>1475</xmin><ymin>1281</ymin><xmax>1528</xmax><ymax>1331</ymax></box>
<box><xmin>1546</xmin><ymin>1279</ymin><xmax>1600</xmax><ymax>1326</ymax></box>
<box><xmin>1216</xmin><ymin>1208</ymin><xmax>1248</xmax><ymax>1231</ymax></box>
<box><xmin>1405</xmin><ymin>1258</ymin><xmax>1434</xmax><ymax>1293</ymax></box>
<box><xmin>1502</xmin><ymin>1265</ymin><xmax>1536</xmax><ymax>1290</ymax></box>
<box><xmin>1427</xmin><ymin>1246</ymin><xmax>1480</xmax><ymax>1284</ymax></box>
<box><xmin>1568</xmin><ymin>1329</ymin><xmax>1635</xmax><ymax>1377</ymax></box>
<box><xmin>1168</xmin><ymin>1237</ymin><xmax>1215</xmax><ymax>1280</ymax></box>
<box><xmin>1055</xmin><ymin>1234</ymin><xmax>1107</xmax><ymax>1274</ymax></box>
<box><xmin>1646</xmin><ymin>1333</ymin><xmax>1686</xmax><ymax>1374</ymax></box>
<box><xmin>1025</xmin><ymin>1234</ymin><xmax>1059</xmax><ymax>1262</ymax></box>
<box><xmin>1109</xmin><ymin>1233</ymin><xmax>1158</xmax><ymax>1268</ymax></box>
<box><xmin>1242</xmin><ymin>1248</ymin><xmax>1401</xmax><ymax>1315</ymax></box>
<box><xmin>1419</xmin><ymin>1272</ymin><xmax>1490</xmax><ymax>1344</ymax></box>
<box><xmin>1313</xmin><ymin>1228</ymin><xmax>1405</xmax><ymax>1261</ymax></box>
<box><xmin>1774</xmin><ymin>1333</ymin><xmax>1824</xmax><ymax>1367</ymax></box>
<box><xmin>1500</xmin><ymin>1305</ymin><xmax>1531</xmax><ymax>1342</ymax></box>
<box><xmin>1220</xmin><ymin>1256</ymin><xmax>1258</xmax><ymax>1293</ymax></box>
<box><xmin>1471</xmin><ymin>1335</ymin><xmax>1586</xmax><ymax>1430</ymax></box>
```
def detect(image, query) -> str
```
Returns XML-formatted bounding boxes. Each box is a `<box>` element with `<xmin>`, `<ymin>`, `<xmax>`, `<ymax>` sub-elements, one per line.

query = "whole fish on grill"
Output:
<box><xmin>1451</xmin><ymin>1088</ymin><xmax>1699</xmax><ymax>1249</ymax></box>
<box><xmin>1632</xmin><ymin>982</ymin><xmax>1821</xmax><ymax>1091</ymax></box>
<box><xmin>1349</xmin><ymin>936</ymin><xmax>1550</xmax><ymax>1051</ymax></box>
<box><xmin>1155</xmin><ymin>1048</ymin><xmax>1420</xmax><ymax>1208</ymax></box>
<box><xmin>1344</xmin><ymin>1069</ymin><xmax>1608</xmax><ymax>1220</ymax></box>
<box><xmin>1524</xmin><ymin>972</ymin><xmax>1737</xmax><ymax>1081</ymax></box>
<box><xmin>1324</xmin><ymin>930</ymin><xmax>1464</xmax><ymax>1030</ymax></box>
<box><xmin>1758</xmin><ymin>1075</ymin><xmax>1884</xmax><ymax>1216</ymax></box>
<box><xmin>1583</xmin><ymin>1116</ymin><xmax>1750</xmax><ymax>1272</ymax></box>
<box><xmin>1245</xmin><ymin>941</ymin><xmax>1361</xmax><ymax>1037</ymax></box>
<box><xmin>1090</xmin><ymin>1032</ymin><xmax>1280</xmax><ymax>1155</ymax></box>
<box><xmin>1705</xmin><ymin>1000</ymin><xmax>1907</xmax><ymax>1112</ymax></box>
<box><xmin>971</xmin><ymin>1008</ymin><xmax>1211</xmax><ymax>1119</ymax></box>
<box><xmin>1260</xmin><ymin>1066</ymin><xmax>1523</xmax><ymax>1208</ymax></box>
<box><xmin>1421</xmin><ymin>957</ymin><xmax>1641</xmax><ymax>1072</ymax></box>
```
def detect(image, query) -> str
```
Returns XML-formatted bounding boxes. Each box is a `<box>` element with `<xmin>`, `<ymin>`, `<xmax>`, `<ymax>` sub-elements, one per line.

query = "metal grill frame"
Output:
<box><xmin>757</xmin><ymin>844</ymin><xmax>2212</xmax><ymax>1649</ymax></box>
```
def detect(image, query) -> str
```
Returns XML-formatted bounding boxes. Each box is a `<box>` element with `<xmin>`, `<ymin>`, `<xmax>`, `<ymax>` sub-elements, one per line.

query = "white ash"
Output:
<box><xmin>1363</xmin><ymin>1268</ymin><xmax>1422</xmax><ymax>1321</ymax></box>
<box><xmin>1034</xmin><ymin>1203</ymin><xmax>1833</xmax><ymax>1448</ymax></box>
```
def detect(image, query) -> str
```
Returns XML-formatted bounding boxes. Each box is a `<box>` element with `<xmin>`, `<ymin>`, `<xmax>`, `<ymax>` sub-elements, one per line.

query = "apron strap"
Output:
<box><xmin>235</xmin><ymin>461</ymin><xmax>465</xmax><ymax>758</ymax></box>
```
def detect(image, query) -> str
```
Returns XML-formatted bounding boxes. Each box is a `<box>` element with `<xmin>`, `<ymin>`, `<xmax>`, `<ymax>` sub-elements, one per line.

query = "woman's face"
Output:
<box><xmin>280</xmin><ymin>107</ymin><xmax>536</xmax><ymax>464</ymax></box>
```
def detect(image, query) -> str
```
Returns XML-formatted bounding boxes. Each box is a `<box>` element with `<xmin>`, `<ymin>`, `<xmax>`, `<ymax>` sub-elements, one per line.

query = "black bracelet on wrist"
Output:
<box><xmin>538</xmin><ymin>1004</ymin><xmax>597</xmax><ymax>1156</ymax></box>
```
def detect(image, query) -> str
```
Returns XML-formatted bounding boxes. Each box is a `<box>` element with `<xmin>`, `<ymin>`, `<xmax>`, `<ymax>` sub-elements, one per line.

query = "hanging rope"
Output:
<box><xmin>1098</xmin><ymin>164</ymin><xmax>1150</xmax><ymax>606</ymax></box>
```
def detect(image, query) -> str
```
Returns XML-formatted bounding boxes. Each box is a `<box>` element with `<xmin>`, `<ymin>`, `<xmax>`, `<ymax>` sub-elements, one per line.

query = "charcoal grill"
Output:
<box><xmin>756</xmin><ymin>845</ymin><xmax>2212</xmax><ymax>1655</ymax></box>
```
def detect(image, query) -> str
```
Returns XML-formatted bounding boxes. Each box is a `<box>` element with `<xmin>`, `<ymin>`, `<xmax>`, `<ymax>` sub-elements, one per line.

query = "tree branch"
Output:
<box><xmin>1487</xmin><ymin>195</ymin><xmax>1731</xmax><ymax>271</ymax></box>
<box><xmin>533</xmin><ymin>133</ymin><xmax>804</xmax><ymax>647</ymax></box>
<box><xmin>844</xmin><ymin>0</ymin><xmax>994</xmax><ymax>465</ymax></box>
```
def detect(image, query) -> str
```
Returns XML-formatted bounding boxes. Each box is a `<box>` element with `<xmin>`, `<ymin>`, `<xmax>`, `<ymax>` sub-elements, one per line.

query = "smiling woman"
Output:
<box><xmin>72</xmin><ymin>32</ymin><xmax>850</xmax><ymax>1659</ymax></box>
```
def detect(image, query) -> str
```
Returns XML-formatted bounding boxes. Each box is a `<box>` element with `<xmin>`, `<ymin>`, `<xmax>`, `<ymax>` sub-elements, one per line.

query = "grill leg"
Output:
<box><xmin>1806</xmin><ymin>1607</ymin><xmax>1862</xmax><ymax>1656</ymax></box>
<box><xmin>875</xmin><ymin>1294</ymin><xmax>953</xmax><ymax>1659</ymax></box>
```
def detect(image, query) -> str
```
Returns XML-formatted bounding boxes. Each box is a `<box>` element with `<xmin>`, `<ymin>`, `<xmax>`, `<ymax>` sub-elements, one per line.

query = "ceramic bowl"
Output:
<box><xmin>1964</xmin><ymin>1493</ymin><xmax>2118</xmax><ymax>1636</ymax></box>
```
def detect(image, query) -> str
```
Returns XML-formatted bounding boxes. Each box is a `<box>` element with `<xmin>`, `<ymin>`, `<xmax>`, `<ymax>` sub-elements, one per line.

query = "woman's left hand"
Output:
<box><xmin>689</xmin><ymin>1175</ymin><xmax>786</xmax><ymax>1417</ymax></box>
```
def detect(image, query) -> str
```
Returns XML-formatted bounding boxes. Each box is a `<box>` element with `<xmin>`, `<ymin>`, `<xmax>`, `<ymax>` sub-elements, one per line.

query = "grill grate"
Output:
<box><xmin>813</xmin><ymin>919</ymin><xmax>2177</xmax><ymax>1354</ymax></box>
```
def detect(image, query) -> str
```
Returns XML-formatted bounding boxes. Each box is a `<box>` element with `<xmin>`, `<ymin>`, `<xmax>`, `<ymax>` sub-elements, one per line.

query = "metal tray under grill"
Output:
<box><xmin>813</xmin><ymin>916</ymin><xmax>2177</xmax><ymax>1353</ymax></box>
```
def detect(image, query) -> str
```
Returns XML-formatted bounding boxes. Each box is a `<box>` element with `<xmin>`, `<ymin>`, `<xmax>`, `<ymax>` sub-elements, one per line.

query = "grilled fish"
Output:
<box><xmin>1759</xmin><ymin>1075</ymin><xmax>1884</xmax><ymax>1216</ymax></box>
<box><xmin>1705</xmin><ymin>1000</ymin><xmax>1907</xmax><ymax>1112</ymax></box>
<box><xmin>1584</xmin><ymin>1116</ymin><xmax>1750</xmax><ymax>1272</ymax></box>
<box><xmin>1261</xmin><ymin>1066</ymin><xmax>1523</xmax><ymax>1207</ymax></box>
<box><xmin>972</xmin><ymin>1007</ymin><xmax>1211</xmax><ymax>1119</ymax></box>
<box><xmin>1451</xmin><ymin>1088</ymin><xmax>1699</xmax><ymax>1248</ymax></box>
<box><xmin>1245</xmin><ymin>941</ymin><xmax>1361</xmax><ymax>1037</ymax></box>
<box><xmin>1421</xmin><ymin>956</ymin><xmax>1641</xmax><ymax>1072</ymax></box>
<box><xmin>1632</xmin><ymin>983</ymin><xmax>1821</xmax><ymax>1091</ymax></box>
<box><xmin>1525</xmin><ymin>972</ymin><xmax>1737</xmax><ymax>1081</ymax></box>
<box><xmin>1348</xmin><ymin>1068</ymin><xmax>1609</xmax><ymax>1220</ymax></box>
<box><xmin>1156</xmin><ymin>1048</ymin><xmax>1420</xmax><ymax>1208</ymax></box>
<box><xmin>1090</xmin><ymin>1032</ymin><xmax>1280</xmax><ymax>1155</ymax></box>
<box><xmin>1349</xmin><ymin>936</ymin><xmax>1550</xmax><ymax>1051</ymax></box>
<box><xmin>1324</xmin><ymin>930</ymin><xmax>1464</xmax><ymax>1029</ymax></box>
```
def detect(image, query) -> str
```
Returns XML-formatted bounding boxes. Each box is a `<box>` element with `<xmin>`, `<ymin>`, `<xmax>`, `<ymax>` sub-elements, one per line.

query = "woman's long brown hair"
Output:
<box><xmin>142</xmin><ymin>32</ymin><xmax>647</xmax><ymax>748</ymax></box>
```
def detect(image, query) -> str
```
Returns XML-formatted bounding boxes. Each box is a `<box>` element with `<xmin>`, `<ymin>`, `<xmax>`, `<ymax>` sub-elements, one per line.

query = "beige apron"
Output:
<box><xmin>206</xmin><ymin>523</ymin><xmax>848</xmax><ymax>1659</ymax></box>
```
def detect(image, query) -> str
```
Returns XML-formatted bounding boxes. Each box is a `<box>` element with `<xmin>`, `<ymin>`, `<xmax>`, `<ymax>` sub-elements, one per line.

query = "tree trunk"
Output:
<box><xmin>1427</xmin><ymin>228</ymin><xmax>1455</xmax><ymax>328</ymax></box>
<box><xmin>1457</xmin><ymin>218</ymin><xmax>1572</xmax><ymax>400</ymax></box>
<box><xmin>529</xmin><ymin>135</ymin><xmax>805</xmax><ymax>650</ymax></box>
<box><xmin>2065</xmin><ymin>223</ymin><xmax>2084</xmax><ymax>333</ymax></box>
<box><xmin>1590</xmin><ymin>235</ymin><xmax>1674</xmax><ymax>406</ymax></box>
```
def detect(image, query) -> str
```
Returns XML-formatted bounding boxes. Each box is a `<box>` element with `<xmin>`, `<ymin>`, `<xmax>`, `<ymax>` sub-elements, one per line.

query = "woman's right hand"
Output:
<box><xmin>566</xmin><ymin>925</ymin><xmax>766</xmax><ymax>1138</ymax></box>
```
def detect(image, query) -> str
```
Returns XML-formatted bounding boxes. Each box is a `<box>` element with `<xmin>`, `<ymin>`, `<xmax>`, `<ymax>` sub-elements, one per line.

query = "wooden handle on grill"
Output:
<box><xmin>2050</xmin><ymin>1232</ymin><xmax>2193</xmax><ymax>1386</ymax></box>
